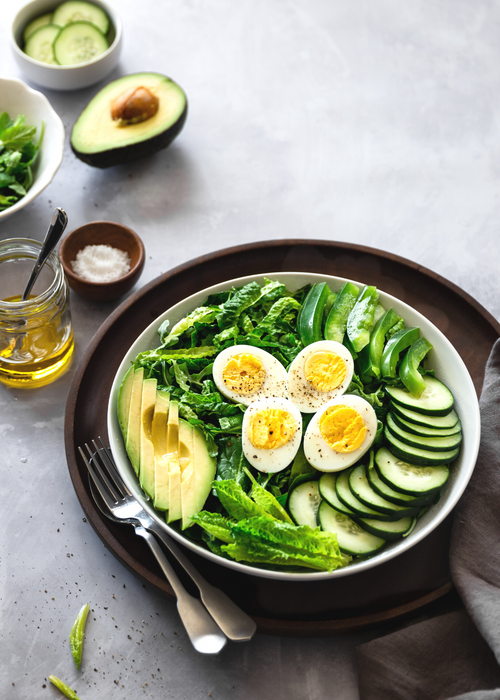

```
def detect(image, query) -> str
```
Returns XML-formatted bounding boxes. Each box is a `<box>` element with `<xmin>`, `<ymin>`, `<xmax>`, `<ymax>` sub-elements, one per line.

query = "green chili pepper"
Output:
<box><xmin>346</xmin><ymin>285</ymin><xmax>379</xmax><ymax>353</ymax></box>
<box><xmin>324</xmin><ymin>281</ymin><xmax>360</xmax><ymax>343</ymax></box>
<box><xmin>380</xmin><ymin>327</ymin><xmax>420</xmax><ymax>378</ymax></box>
<box><xmin>399</xmin><ymin>337</ymin><xmax>433</xmax><ymax>397</ymax></box>
<box><xmin>368</xmin><ymin>308</ymin><xmax>403</xmax><ymax>379</ymax></box>
<box><xmin>297</xmin><ymin>282</ymin><xmax>331</xmax><ymax>346</ymax></box>
<box><xmin>70</xmin><ymin>603</ymin><xmax>90</xmax><ymax>670</ymax></box>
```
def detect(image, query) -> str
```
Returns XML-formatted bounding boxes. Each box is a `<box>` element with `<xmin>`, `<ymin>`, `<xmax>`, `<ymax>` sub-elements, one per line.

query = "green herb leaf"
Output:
<box><xmin>49</xmin><ymin>676</ymin><xmax>82</xmax><ymax>700</ymax></box>
<box><xmin>69</xmin><ymin>603</ymin><xmax>90</xmax><ymax>669</ymax></box>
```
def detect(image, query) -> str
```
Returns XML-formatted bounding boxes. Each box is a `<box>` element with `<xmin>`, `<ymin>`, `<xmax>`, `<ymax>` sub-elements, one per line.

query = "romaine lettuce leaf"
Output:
<box><xmin>222</xmin><ymin>516</ymin><xmax>349</xmax><ymax>571</ymax></box>
<box><xmin>190</xmin><ymin>511</ymin><xmax>234</xmax><ymax>543</ymax></box>
<box><xmin>213</xmin><ymin>480</ymin><xmax>270</xmax><ymax>520</ymax></box>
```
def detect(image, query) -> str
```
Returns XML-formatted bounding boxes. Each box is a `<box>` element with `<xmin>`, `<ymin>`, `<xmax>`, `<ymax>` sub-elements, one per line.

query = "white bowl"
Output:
<box><xmin>107</xmin><ymin>272</ymin><xmax>481</xmax><ymax>581</ymax></box>
<box><xmin>0</xmin><ymin>77</ymin><xmax>64</xmax><ymax>222</ymax></box>
<box><xmin>10</xmin><ymin>0</ymin><xmax>122</xmax><ymax>91</ymax></box>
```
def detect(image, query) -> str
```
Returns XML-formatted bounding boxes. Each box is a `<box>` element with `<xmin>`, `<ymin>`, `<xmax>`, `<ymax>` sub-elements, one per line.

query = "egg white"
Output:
<box><xmin>212</xmin><ymin>344</ymin><xmax>288</xmax><ymax>406</ymax></box>
<box><xmin>242</xmin><ymin>397</ymin><xmax>303</xmax><ymax>473</ymax></box>
<box><xmin>303</xmin><ymin>395</ymin><xmax>377</xmax><ymax>472</ymax></box>
<box><xmin>287</xmin><ymin>340</ymin><xmax>354</xmax><ymax>413</ymax></box>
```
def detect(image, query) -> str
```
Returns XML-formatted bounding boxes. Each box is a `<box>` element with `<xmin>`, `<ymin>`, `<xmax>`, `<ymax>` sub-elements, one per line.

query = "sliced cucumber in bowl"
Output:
<box><xmin>386</xmin><ymin>413</ymin><xmax>462</xmax><ymax>452</ymax></box>
<box><xmin>318</xmin><ymin>501</ymin><xmax>386</xmax><ymax>556</ymax></box>
<box><xmin>375</xmin><ymin>447</ymin><xmax>450</xmax><ymax>496</ymax></box>
<box><xmin>53</xmin><ymin>21</ymin><xmax>109</xmax><ymax>65</ymax></box>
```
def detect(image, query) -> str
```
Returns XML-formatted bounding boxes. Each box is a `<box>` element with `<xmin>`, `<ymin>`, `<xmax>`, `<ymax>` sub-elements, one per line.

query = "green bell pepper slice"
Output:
<box><xmin>368</xmin><ymin>308</ymin><xmax>403</xmax><ymax>379</ymax></box>
<box><xmin>380</xmin><ymin>326</ymin><xmax>420</xmax><ymax>378</ymax></box>
<box><xmin>324</xmin><ymin>281</ymin><xmax>360</xmax><ymax>343</ymax></box>
<box><xmin>297</xmin><ymin>282</ymin><xmax>331</xmax><ymax>346</ymax></box>
<box><xmin>346</xmin><ymin>285</ymin><xmax>379</xmax><ymax>353</ymax></box>
<box><xmin>399</xmin><ymin>337</ymin><xmax>433</xmax><ymax>397</ymax></box>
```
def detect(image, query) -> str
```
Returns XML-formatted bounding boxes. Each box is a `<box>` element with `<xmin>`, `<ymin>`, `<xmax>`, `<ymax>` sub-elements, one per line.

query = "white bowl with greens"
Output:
<box><xmin>0</xmin><ymin>77</ymin><xmax>64</xmax><ymax>221</ymax></box>
<box><xmin>107</xmin><ymin>272</ymin><xmax>481</xmax><ymax>581</ymax></box>
<box><xmin>10</xmin><ymin>0</ymin><xmax>122</xmax><ymax>91</ymax></box>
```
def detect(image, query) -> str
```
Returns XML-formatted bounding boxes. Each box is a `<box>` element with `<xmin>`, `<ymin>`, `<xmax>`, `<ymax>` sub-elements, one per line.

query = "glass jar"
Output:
<box><xmin>0</xmin><ymin>238</ymin><xmax>74</xmax><ymax>388</ymax></box>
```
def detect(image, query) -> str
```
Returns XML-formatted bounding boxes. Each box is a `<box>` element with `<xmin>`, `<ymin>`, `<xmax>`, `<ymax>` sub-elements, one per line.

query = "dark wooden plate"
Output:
<box><xmin>64</xmin><ymin>239</ymin><xmax>500</xmax><ymax>636</ymax></box>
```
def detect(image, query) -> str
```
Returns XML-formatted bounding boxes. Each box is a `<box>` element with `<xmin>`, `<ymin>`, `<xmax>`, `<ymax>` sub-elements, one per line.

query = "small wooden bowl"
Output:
<box><xmin>58</xmin><ymin>221</ymin><xmax>145</xmax><ymax>302</ymax></box>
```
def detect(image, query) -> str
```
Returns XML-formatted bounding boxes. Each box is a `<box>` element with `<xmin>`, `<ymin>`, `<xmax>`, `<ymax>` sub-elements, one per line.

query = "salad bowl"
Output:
<box><xmin>107</xmin><ymin>271</ymin><xmax>481</xmax><ymax>581</ymax></box>
<box><xmin>0</xmin><ymin>77</ymin><xmax>64</xmax><ymax>222</ymax></box>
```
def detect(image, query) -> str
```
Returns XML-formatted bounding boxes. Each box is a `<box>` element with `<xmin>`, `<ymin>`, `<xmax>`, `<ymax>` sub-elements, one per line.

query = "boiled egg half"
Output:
<box><xmin>303</xmin><ymin>395</ymin><xmax>377</xmax><ymax>472</ymax></box>
<box><xmin>287</xmin><ymin>340</ymin><xmax>354</xmax><ymax>413</ymax></box>
<box><xmin>242</xmin><ymin>397</ymin><xmax>302</xmax><ymax>473</ymax></box>
<box><xmin>213</xmin><ymin>344</ymin><xmax>288</xmax><ymax>406</ymax></box>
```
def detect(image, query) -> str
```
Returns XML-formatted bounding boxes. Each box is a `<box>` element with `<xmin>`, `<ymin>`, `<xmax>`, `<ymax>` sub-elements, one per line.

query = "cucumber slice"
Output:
<box><xmin>357</xmin><ymin>515</ymin><xmax>413</xmax><ymax>541</ymax></box>
<box><xmin>384</xmin><ymin>426</ymin><xmax>460</xmax><ymax>466</ymax></box>
<box><xmin>375</xmin><ymin>447</ymin><xmax>449</xmax><ymax>496</ymax></box>
<box><xmin>390</xmin><ymin>403</ymin><xmax>459</xmax><ymax>429</ymax></box>
<box><xmin>335</xmin><ymin>468</ymin><xmax>395</xmax><ymax>521</ymax></box>
<box><xmin>318</xmin><ymin>501</ymin><xmax>386</xmax><ymax>556</ymax></box>
<box><xmin>366</xmin><ymin>463</ymin><xmax>434</xmax><ymax>507</ymax></box>
<box><xmin>24</xmin><ymin>24</ymin><xmax>60</xmax><ymax>64</ymax></box>
<box><xmin>349</xmin><ymin>464</ymin><xmax>420</xmax><ymax>517</ymax></box>
<box><xmin>385</xmin><ymin>376</ymin><xmax>454</xmax><ymax>416</ymax></box>
<box><xmin>23</xmin><ymin>13</ymin><xmax>54</xmax><ymax>42</ymax></box>
<box><xmin>287</xmin><ymin>480</ymin><xmax>321</xmax><ymax>528</ymax></box>
<box><xmin>390</xmin><ymin>410</ymin><xmax>462</xmax><ymax>437</ymax></box>
<box><xmin>53</xmin><ymin>21</ymin><xmax>109</xmax><ymax>65</ymax></box>
<box><xmin>52</xmin><ymin>0</ymin><xmax>110</xmax><ymax>34</ymax></box>
<box><xmin>386</xmin><ymin>413</ymin><xmax>462</xmax><ymax>453</ymax></box>
<box><xmin>318</xmin><ymin>473</ymin><xmax>355</xmax><ymax>516</ymax></box>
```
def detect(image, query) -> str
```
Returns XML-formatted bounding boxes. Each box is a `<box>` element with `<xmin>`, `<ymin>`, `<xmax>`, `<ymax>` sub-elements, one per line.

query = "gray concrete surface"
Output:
<box><xmin>2</xmin><ymin>1</ymin><xmax>499</xmax><ymax>698</ymax></box>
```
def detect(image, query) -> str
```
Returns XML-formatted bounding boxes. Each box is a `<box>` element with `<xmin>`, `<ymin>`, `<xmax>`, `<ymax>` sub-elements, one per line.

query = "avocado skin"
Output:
<box><xmin>71</xmin><ymin>102</ymin><xmax>188</xmax><ymax>169</ymax></box>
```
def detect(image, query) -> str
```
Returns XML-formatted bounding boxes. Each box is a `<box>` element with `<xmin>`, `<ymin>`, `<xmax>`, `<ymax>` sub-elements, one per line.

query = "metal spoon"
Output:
<box><xmin>22</xmin><ymin>207</ymin><xmax>68</xmax><ymax>301</ymax></box>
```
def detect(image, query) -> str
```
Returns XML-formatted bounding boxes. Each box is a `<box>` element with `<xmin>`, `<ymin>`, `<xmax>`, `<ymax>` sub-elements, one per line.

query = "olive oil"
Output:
<box><xmin>0</xmin><ymin>295</ymin><xmax>74</xmax><ymax>387</ymax></box>
<box><xmin>0</xmin><ymin>238</ymin><xmax>74</xmax><ymax>389</ymax></box>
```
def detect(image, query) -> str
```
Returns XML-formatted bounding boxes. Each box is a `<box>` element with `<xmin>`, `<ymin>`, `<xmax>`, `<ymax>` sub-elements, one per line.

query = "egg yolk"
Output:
<box><xmin>319</xmin><ymin>404</ymin><xmax>366</xmax><ymax>453</ymax></box>
<box><xmin>248</xmin><ymin>408</ymin><xmax>297</xmax><ymax>449</ymax></box>
<box><xmin>222</xmin><ymin>353</ymin><xmax>266</xmax><ymax>395</ymax></box>
<box><xmin>304</xmin><ymin>351</ymin><xmax>347</xmax><ymax>392</ymax></box>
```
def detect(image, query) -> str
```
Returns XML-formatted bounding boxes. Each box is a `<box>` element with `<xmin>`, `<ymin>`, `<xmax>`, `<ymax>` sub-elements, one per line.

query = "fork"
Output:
<box><xmin>79</xmin><ymin>439</ymin><xmax>256</xmax><ymax>648</ymax></box>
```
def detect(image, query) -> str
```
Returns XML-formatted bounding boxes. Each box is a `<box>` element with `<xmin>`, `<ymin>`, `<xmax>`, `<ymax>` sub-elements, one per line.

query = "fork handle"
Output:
<box><xmin>134</xmin><ymin>527</ymin><xmax>227</xmax><ymax>654</ymax></box>
<box><xmin>146</xmin><ymin>521</ymin><xmax>257</xmax><ymax>642</ymax></box>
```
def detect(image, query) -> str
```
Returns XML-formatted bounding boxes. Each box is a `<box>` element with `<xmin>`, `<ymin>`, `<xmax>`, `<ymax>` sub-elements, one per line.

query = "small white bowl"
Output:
<box><xmin>0</xmin><ymin>77</ymin><xmax>64</xmax><ymax>222</ymax></box>
<box><xmin>10</xmin><ymin>0</ymin><xmax>122</xmax><ymax>91</ymax></box>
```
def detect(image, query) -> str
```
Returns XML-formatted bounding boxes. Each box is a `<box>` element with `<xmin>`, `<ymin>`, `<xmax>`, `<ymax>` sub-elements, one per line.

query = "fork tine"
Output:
<box><xmin>79</xmin><ymin>444</ymin><xmax>121</xmax><ymax>510</ymax></box>
<box><xmin>93</xmin><ymin>437</ymin><xmax>131</xmax><ymax>498</ymax></box>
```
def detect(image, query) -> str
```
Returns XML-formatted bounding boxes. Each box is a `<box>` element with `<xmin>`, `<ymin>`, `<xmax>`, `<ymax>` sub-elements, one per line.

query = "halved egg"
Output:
<box><xmin>287</xmin><ymin>340</ymin><xmax>354</xmax><ymax>413</ymax></box>
<box><xmin>212</xmin><ymin>344</ymin><xmax>288</xmax><ymax>406</ymax></box>
<box><xmin>242</xmin><ymin>397</ymin><xmax>303</xmax><ymax>473</ymax></box>
<box><xmin>303</xmin><ymin>395</ymin><xmax>377</xmax><ymax>472</ymax></box>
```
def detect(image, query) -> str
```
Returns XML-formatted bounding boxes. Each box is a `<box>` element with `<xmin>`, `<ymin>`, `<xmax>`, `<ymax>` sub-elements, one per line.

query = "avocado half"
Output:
<box><xmin>71</xmin><ymin>72</ymin><xmax>188</xmax><ymax>168</ymax></box>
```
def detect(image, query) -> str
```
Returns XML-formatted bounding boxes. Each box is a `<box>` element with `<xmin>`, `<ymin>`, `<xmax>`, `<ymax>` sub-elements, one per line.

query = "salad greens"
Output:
<box><xmin>69</xmin><ymin>603</ymin><xmax>90</xmax><ymax>670</ymax></box>
<box><xmin>0</xmin><ymin>112</ymin><xmax>43</xmax><ymax>211</ymax></box>
<box><xmin>128</xmin><ymin>278</ymin><xmax>397</xmax><ymax>572</ymax></box>
<box><xmin>125</xmin><ymin>276</ymin><xmax>453</xmax><ymax>572</ymax></box>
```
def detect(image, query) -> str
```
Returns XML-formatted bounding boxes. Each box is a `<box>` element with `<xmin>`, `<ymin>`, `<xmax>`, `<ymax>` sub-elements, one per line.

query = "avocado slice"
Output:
<box><xmin>179</xmin><ymin>420</ymin><xmax>195</xmax><ymax>530</ymax></box>
<box><xmin>70</xmin><ymin>72</ymin><xmax>188</xmax><ymax>168</ymax></box>
<box><xmin>180</xmin><ymin>422</ymin><xmax>216</xmax><ymax>530</ymax></box>
<box><xmin>117</xmin><ymin>366</ymin><xmax>134</xmax><ymax>441</ymax></box>
<box><xmin>139</xmin><ymin>377</ymin><xmax>157</xmax><ymax>499</ymax></box>
<box><xmin>166</xmin><ymin>400</ymin><xmax>182</xmax><ymax>523</ymax></box>
<box><xmin>152</xmin><ymin>390</ymin><xmax>170</xmax><ymax>511</ymax></box>
<box><xmin>124</xmin><ymin>367</ymin><xmax>144</xmax><ymax>475</ymax></box>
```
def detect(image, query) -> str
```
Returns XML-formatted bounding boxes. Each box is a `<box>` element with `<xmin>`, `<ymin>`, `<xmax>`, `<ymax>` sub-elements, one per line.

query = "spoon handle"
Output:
<box><xmin>22</xmin><ymin>207</ymin><xmax>68</xmax><ymax>301</ymax></box>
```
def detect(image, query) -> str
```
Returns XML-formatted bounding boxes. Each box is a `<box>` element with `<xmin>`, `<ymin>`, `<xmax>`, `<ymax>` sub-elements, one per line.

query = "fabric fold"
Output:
<box><xmin>356</xmin><ymin>339</ymin><xmax>500</xmax><ymax>700</ymax></box>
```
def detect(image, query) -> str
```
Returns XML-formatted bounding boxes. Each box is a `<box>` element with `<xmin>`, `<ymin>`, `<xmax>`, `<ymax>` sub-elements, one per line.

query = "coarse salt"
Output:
<box><xmin>71</xmin><ymin>244</ymin><xmax>131</xmax><ymax>283</ymax></box>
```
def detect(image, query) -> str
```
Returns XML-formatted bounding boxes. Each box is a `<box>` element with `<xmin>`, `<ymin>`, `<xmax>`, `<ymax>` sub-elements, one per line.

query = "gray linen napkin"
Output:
<box><xmin>356</xmin><ymin>338</ymin><xmax>500</xmax><ymax>700</ymax></box>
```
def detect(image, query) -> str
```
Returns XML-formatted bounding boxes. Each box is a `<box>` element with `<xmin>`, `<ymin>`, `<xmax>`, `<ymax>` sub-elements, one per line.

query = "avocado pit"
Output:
<box><xmin>110</xmin><ymin>86</ymin><xmax>160</xmax><ymax>125</ymax></box>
